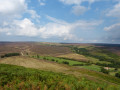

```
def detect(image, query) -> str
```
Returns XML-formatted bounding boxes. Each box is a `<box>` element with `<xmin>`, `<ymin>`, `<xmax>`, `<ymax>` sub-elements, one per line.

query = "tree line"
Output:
<box><xmin>1</xmin><ymin>53</ymin><xmax>20</xmax><ymax>58</ymax></box>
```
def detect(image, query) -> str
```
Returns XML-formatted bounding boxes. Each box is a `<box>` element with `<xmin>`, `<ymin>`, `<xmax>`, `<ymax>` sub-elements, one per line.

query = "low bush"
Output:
<box><xmin>101</xmin><ymin>68</ymin><xmax>109</xmax><ymax>74</ymax></box>
<box><xmin>62</xmin><ymin>61</ymin><xmax>69</xmax><ymax>65</ymax></box>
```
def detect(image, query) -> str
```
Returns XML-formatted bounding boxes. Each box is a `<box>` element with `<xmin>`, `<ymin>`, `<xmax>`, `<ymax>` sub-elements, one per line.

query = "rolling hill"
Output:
<box><xmin>0</xmin><ymin>56</ymin><xmax>120</xmax><ymax>89</ymax></box>
<box><xmin>0</xmin><ymin>42</ymin><xmax>120</xmax><ymax>89</ymax></box>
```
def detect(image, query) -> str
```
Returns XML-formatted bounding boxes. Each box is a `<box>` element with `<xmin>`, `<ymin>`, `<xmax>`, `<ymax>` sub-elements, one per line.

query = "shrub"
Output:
<box><xmin>73</xmin><ymin>64</ymin><xmax>84</xmax><ymax>66</ymax></box>
<box><xmin>115</xmin><ymin>72</ymin><xmax>120</xmax><ymax>78</ymax></box>
<box><xmin>101</xmin><ymin>68</ymin><xmax>109</xmax><ymax>74</ymax></box>
<box><xmin>62</xmin><ymin>61</ymin><xmax>69</xmax><ymax>65</ymax></box>
<box><xmin>51</xmin><ymin>59</ymin><xmax>55</xmax><ymax>61</ymax></box>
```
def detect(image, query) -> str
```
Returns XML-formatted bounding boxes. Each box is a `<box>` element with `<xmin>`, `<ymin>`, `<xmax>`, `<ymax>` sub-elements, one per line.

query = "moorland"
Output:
<box><xmin>0</xmin><ymin>42</ymin><xmax>120</xmax><ymax>89</ymax></box>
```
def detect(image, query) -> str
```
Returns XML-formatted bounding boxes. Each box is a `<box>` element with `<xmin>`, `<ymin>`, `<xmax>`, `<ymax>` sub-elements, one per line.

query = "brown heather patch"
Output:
<box><xmin>0</xmin><ymin>42</ymin><xmax>72</xmax><ymax>56</ymax></box>
<box><xmin>57</xmin><ymin>53</ymin><xmax>89</xmax><ymax>62</ymax></box>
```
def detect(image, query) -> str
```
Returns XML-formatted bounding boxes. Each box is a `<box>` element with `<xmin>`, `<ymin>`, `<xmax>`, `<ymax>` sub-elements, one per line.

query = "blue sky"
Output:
<box><xmin>0</xmin><ymin>0</ymin><xmax>120</xmax><ymax>43</ymax></box>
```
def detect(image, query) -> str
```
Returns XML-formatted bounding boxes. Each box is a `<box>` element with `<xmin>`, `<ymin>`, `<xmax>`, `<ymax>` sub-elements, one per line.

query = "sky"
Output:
<box><xmin>0</xmin><ymin>0</ymin><xmax>120</xmax><ymax>43</ymax></box>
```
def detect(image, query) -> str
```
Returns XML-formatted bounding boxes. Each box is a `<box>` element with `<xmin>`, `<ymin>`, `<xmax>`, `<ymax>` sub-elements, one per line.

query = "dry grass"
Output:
<box><xmin>57</xmin><ymin>53</ymin><xmax>89</xmax><ymax>62</ymax></box>
<box><xmin>0</xmin><ymin>56</ymin><xmax>69</xmax><ymax>72</ymax></box>
<box><xmin>0</xmin><ymin>56</ymin><xmax>98</xmax><ymax>79</ymax></box>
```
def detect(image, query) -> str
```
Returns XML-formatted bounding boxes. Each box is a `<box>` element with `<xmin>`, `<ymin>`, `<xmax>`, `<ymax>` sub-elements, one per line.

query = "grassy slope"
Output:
<box><xmin>78</xmin><ymin>64</ymin><xmax>101</xmax><ymax>71</ymax></box>
<box><xmin>0</xmin><ymin>56</ymin><xmax>120</xmax><ymax>87</ymax></box>
<box><xmin>1</xmin><ymin>64</ymin><xmax>119</xmax><ymax>90</ymax></box>
<box><xmin>32</xmin><ymin>55</ymin><xmax>86</xmax><ymax>66</ymax></box>
<box><xmin>32</xmin><ymin>55</ymin><xmax>101</xmax><ymax>72</ymax></box>
<box><xmin>0</xmin><ymin>56</ymin><xmax>69</xmax><ymax>72</ymax></box>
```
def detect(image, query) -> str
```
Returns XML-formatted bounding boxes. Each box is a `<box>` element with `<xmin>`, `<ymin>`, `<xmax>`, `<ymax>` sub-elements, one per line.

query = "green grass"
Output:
<box><xmin>71</xmin><ymin>46</ymin><xmax>120</xmax><ymax>68</ymax></box>
<box><xmin>87</xmin><ymin>57</ymin><xmax>111</xmax><ymax>64</ymax></box>
<box><xmin>1</xmin><ymin>64</ymin><xmax>119</xmax><ymax>89</ymax></box>
<box><xmin>75</xmin><ymin>68</ymin><xmax>120</xmax><ymax>85</ymax></box>
<box><xmin>79</xmin><ymin>64</ymin><xmax>101</xmax><ymax>72</ymax></box>
<box><xmin>33</xmin><ymin>55</ymin><xmax>86</xmax><ymax>66</ymax></box>
<box><xmin>109</xmin><ymin>72</ymin><xmax>116</xmax><ymax>76</ymax></box>
<box><xmin>32</xmin><ymin>55</ymin><xmax>120</xmax><ymax>77</ymax></box>
<box><xmin>32</xmin><ymin>55</ymin><xmax>111</xmax><ymax>72</ymax></box>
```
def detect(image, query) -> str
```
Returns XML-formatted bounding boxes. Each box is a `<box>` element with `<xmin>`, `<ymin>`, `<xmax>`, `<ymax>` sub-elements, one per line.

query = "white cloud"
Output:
<box><xmin>104</xmin><ymin>23</ymin><xmax>120</xmax><ymax>31</ymax></box>
<box><xmin>0</xmin><ymin>0</ymin><xmax>103</xmax><ymax>42</ymax></box>
<box><xmin>0</xmin><ymin>16</ymin><xmax>102</xmax><ymax>41</ymax></box>
<box><xmin>104</xmin><ymin>23</ymin><xmax>120</xmax><ymax>41</ymax></box>
<box><xmin>72</xmin><ymin>5</ymin><xmax>87</xmax><ymax>15</ymax></box>
<box><xmin>40</xmin><ymin>2</ymin><xmax>45</xmax><ymax>6</ymax></box>
<box><xmin>0</xmin><ymin>0</ymin><xmax>41</xmax><ymax>29</ymax></box>
<box><xmin>46</xmin><ymin>15</ymin><xmax>68</xmax><ymax>24</ymax></box>
<box><xmin>0</xmin><ymin>0</ymin><xmax>27</xmax><ymax>17</ymax></box>
<box><xmin>13</xmin><ymin>18</ymin><xmax>39</xmax><ymax>36</ymax></box>
<box><xmin>39</xmin><ymin>23</ymin><xmax>73</xmax><ymax>39</ymax></box>
<box><xmin>104</xmin><ymin>1</ymin><xmax>120</xmax><ymax>42</ymax></box>
<box><xmin>41</xmin><ymin>17</ymin><xmax>102</xmax><ymax>41</ymax></box>
<box><xmin>59</xmin><ymin>0</ymin><xmax>99</xmax><ymax>16</ymax></box>
<box><xmin>28</xmin><ymin>10</ymin><xmax>40</xmax><ymax>19</ymax></box>
<box><xmin>59</xmin><ymin>0</ymin><xmax>82</xmax><ymax>5</ymax></box>
<box><xmin>59</xmin><ymin>0</ymin><xmax>98</xmax><ymax>5</ymax></box>
<box><xmin>0</xmin><ymin>18</ymin><xmax>39</xmax><ymax>37</ymax></box>
<box><xmin>0</xmin><ymin>0</ymin><xmax>27</xmax><ymax>26</ymax></box>
<box><xmin>72</xmin><ymin>20</ymin><xmax>103</xmax><ymax>30</ymax></box>
<box><xmin>106</xmin><ymin>2</ymin><xmax>120</xmax><ymax>18</ymax></box>
<box><xmin>6</xmin><ymin>32</ymin><xmax>12</xmax><ymax>36</ymax></box>
<box><xmin>39</xmin><ymin>17</ymin><xmax>102</xmax><ymax>40</ymax></box>
<box><xmin>38</xmin><ymin>0</ymin><xmax>46</xmax><ymax>6</ymax></box>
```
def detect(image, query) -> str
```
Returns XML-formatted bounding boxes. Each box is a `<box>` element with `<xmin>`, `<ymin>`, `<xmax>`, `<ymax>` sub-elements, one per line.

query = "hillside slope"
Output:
<box><xmin>0</xmin><ymin>56</ymin><xmax>120</xmax><ymax>87</ymax></box>
<box><xmin>1</xmin><ymin>64</ymin><xmax>119</xmax><ymax>90</ymax></box>
<box><xmin>0</xmin><ymin>56</ymin><xmax>69</xmax><ymax>72</ymax></box>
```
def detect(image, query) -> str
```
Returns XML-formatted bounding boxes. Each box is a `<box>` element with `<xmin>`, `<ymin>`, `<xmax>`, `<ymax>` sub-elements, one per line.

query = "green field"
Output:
<box><xmin>87</xmin><ymin>56</ymin><xmax>111</xmax><ymax>64</ymax></box>
<box><xmin>31</xmin><ymin>55</ymin><xmax>116</xmax><ymax>73</ymax></box>
<box><xmin>79</xmin><ymin>64</ymin><xmax>101</xmax><ymax>72</ymax></box>
<box><xmin>70</xmin><ymin>46</ymin><xmax>120</xmax><ymax>76</ymax></box>
<box><xmin>32</xmin><ymin>55</ymin><xmax>86</xmax><ymax>66</ymax></box>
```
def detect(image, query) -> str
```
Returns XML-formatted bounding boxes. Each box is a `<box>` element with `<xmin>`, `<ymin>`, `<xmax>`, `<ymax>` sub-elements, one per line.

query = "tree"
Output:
<box><xmin>115</xmin><ymin>68</ymin><xmax>118</xmax><ymax>71</ymax></box>
<box><xmin>101</xmin><ymin>68</ymin><xmax>109</xmax><ymax>74</ymax></box>
<box><xmin>62</xmin><ymin>61</ymin><xmax>69</xmax><ymax>65</ymax></box>
<box><xmin>37</xmin><ymin>55</ymin><xmax>39</xmax><ymax>58</ymax></box>
<box><xmin>115</xmin><ymin>72</ymin><xmax>120</xmax><ymax>78</ymax></box>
